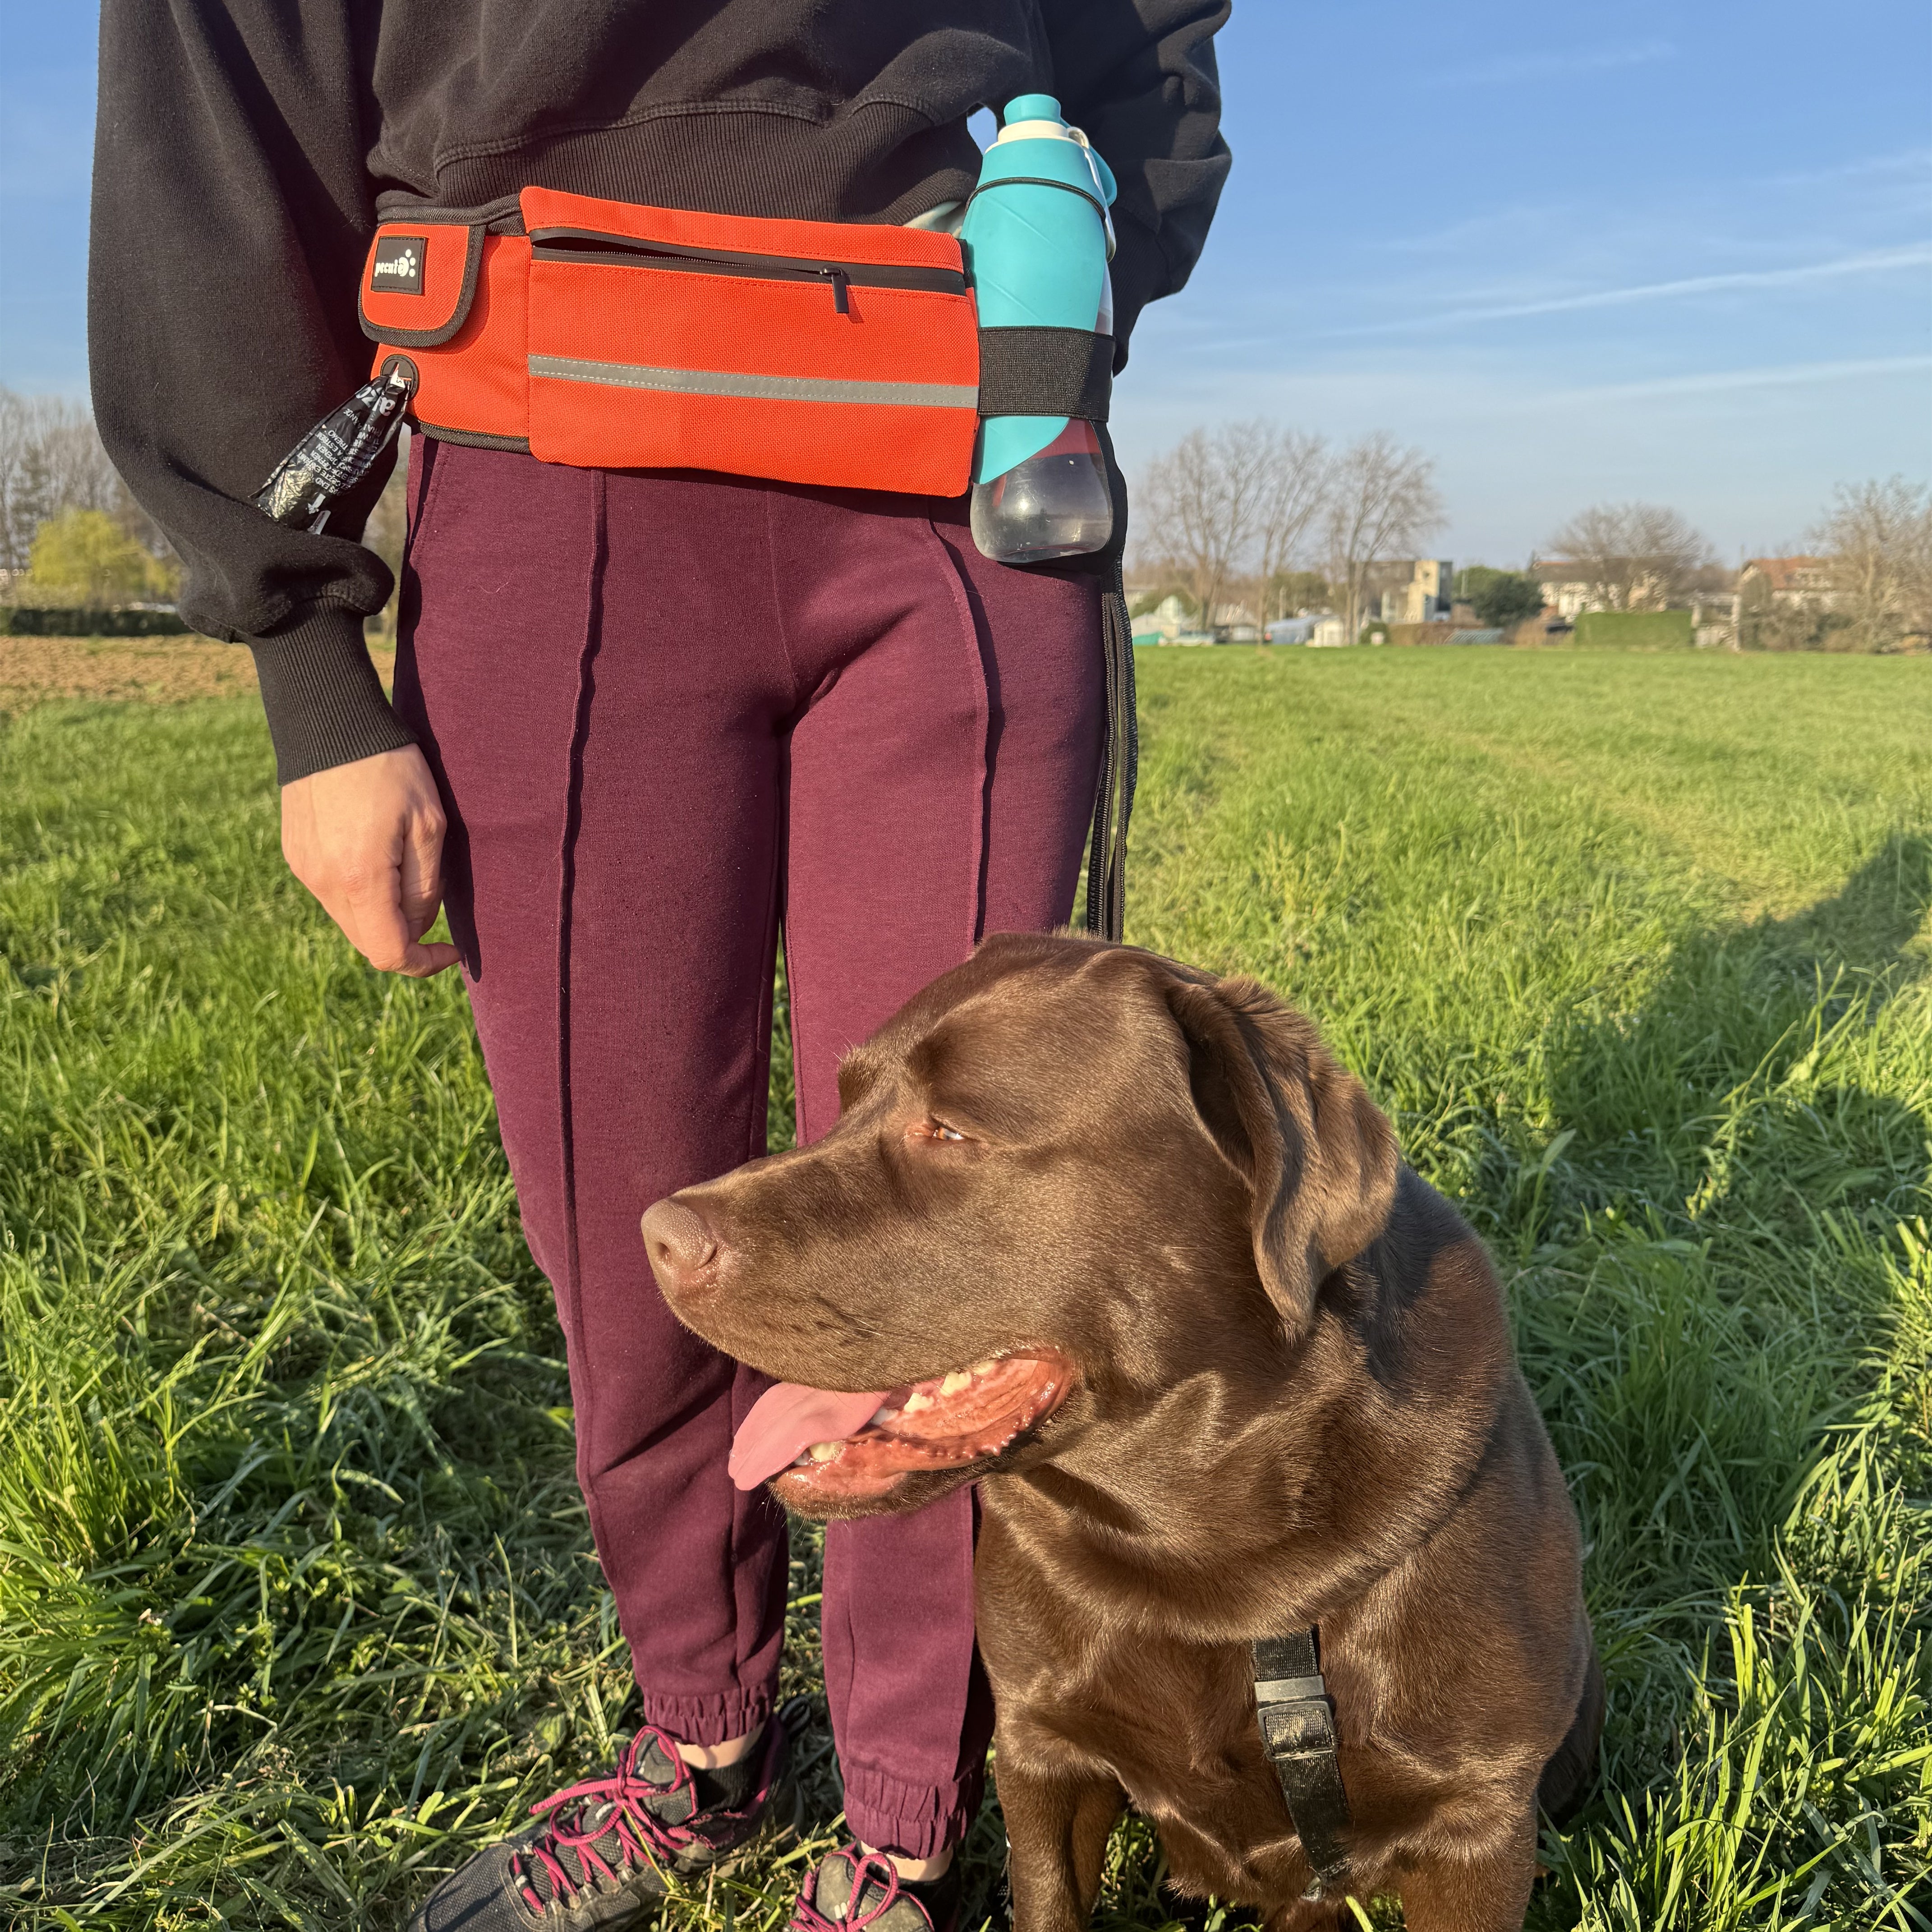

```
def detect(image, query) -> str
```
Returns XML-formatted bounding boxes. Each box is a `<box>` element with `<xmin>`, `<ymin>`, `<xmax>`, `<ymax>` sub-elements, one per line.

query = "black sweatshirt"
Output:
<box><xmin>90</xmin><ymin>1</ymin><xmax>1230</xmax><ymax>783</ymax></box>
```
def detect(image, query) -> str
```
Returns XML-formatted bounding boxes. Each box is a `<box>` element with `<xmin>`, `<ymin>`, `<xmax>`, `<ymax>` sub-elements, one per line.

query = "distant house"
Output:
<box><xmin>1738</xmin><ymin>556</ymin><xmax>1836</xmax><ymax>610</ymax></box>
<box><xmin>1308</xmin><ymin>615</ymin><xmax>1351</xmax><ymax>648</ymax></box>
<box><xmin>1212</xmin><ymin>601</ymin><xmax>1260</xmax><ymax>641</ymax></box>
<box><xmin>1533</xmin><ymin>561</ymin><xmax>1600</xmax><ymax>619</ymax></box>
<box><xmin>1131</xmin><ymin>593</ymin><xmax>1191</xmax><ymax>644</ymax></box>
<box><xmin>1375</xmin><ymin>559</ymin><xmax>1454</xmax><ymax>624</ymax></box>
<box><xmin>1534</xmin><ymin>557</ymin><xmax>1689</xmax><ymax>616</ymax></box>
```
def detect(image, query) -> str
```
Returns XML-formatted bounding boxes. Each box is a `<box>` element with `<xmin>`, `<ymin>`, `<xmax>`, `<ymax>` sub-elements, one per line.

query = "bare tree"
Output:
<box><xmin>1249</xmin><ymin>426</ymin><xmax>1329</xmax><ymax>623</ymax></box>
<box><xmin>1542</xmin><ymin>501</ymin><xmax>1713</xmax><ymax>612</ymax></box>
<box><xmin>1323</xmin><ymin>433</ymin><xmax>1443</xmax><ymax>638</ymax></box>
<box><xmin>1810</xmin><ymin>476</ymin><xmax>1932</xmax><ymax>650</ymax></box>
<box><xmin>1137</xmin><ymin>425</ymin><xmax>1267</xmax><ymax>626</ymax></box>
<box><xmin>0</xmin><ymin>389</ymin><xmax>131</xmax><ymax>572</ymax></box>
<box><xmin>0</xmin><ymin>389</ymin><xmax>40</xmax><ymax>571</ymax></box>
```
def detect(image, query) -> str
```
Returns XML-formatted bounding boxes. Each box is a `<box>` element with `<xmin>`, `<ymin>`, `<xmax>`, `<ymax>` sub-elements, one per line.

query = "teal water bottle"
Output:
<box><xmin>962</xmin><ymin>95</ymin><xmax>1117</xmax><ymax>564</ymax></box>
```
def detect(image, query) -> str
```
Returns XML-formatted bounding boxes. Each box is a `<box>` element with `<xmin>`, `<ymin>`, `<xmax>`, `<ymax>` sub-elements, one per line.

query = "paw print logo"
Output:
<box><xmin>371</xmin><ymin>238</ymin><xmax>427</xmax><ymax>292</ymax></box>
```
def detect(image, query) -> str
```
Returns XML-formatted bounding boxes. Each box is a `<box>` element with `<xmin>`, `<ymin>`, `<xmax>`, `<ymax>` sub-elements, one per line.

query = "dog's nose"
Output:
<box><xmin>641</xmin><ymin>1197</ymin><xmax>719</xmax><ymax>1290</ymax></box>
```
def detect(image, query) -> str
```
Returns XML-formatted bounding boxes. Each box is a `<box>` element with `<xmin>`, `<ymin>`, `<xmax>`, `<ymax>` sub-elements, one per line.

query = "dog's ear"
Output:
<box><xmin>1165</xmin><ymin>972</ymin><xmax>1398</xmax><ymax>1332</ymax></box>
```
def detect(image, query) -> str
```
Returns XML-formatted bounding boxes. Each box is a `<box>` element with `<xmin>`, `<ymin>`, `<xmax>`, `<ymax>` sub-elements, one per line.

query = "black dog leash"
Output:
<box><xmin>1083</xmin><ymin>552</ymin><xmax>1135</xmax><ymax>941</ymax></box>
<box><xmin>1252</xmin><ymin>1629</ymin><xmax>1352</xmax><ymax>1900</ymax></box>
<box><xmin>1078</xmin><ymin>421</ymin><xmax>1136</xmax><ymax>943</ymax></box>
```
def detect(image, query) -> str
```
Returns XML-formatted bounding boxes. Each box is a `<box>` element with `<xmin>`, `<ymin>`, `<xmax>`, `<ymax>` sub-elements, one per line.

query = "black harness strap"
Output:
<box><xmin>1251</xmin><ymin>1628</ymin><xmax>1352</xmax><ymax>1900</ymax></box>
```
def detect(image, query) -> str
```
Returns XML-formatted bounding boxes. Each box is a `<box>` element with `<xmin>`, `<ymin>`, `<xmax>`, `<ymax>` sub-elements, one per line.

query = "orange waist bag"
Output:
<box><xmin>359</xmin><ymin>189</ymin><xmax>980</xmax><ymax>497</ymax></box>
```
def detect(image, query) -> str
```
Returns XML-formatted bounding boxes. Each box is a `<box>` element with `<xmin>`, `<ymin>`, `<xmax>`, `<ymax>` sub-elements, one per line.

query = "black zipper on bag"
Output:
<box><xmin>529</xmin><ymin>228</ymin><xmax>965</xmax><ymax>313</ymax></box>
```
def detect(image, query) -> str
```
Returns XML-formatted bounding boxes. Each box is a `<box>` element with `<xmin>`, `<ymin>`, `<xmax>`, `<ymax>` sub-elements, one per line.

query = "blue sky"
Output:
<box><xmin>3</xmin><ymin>1</ymin><xmax>1928</xmax><ymax>566</ymax></box>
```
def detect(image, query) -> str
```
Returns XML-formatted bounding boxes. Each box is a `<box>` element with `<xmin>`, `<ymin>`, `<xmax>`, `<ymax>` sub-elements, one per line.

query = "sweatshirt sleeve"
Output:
<box><xmin>90</xmin><ymin>0</ymin><xmax>415</xmax><ymax>785</ymax></box>
<box><xmin>1044</xmin><ymin>0</ymin><xmax>1232</xmax><ymax>369</ymax></box>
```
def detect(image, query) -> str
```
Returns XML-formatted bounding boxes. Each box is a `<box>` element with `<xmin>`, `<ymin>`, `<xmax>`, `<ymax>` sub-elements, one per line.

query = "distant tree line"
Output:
<box><xmin>1537</xmin><ymin>502</ymin><xmax>1721</xmax><ymax>612</ymax></box>
<box><xmin>1748</xmin><ymin>478</ymin><xmax>1932</xmax><ymax>653</ymax></box>
<box><xmin>1132</xmin><ymin>422</ymin><xmax>1443</xmax><ymax>639</ymax></box>
<box><xmin>0</xmin><ymin>389</ymin><xmax>177</xmax><ymax>607</ymax></box>
<box><xmin>1132</xmin><ymin>418</ymin><xmax>1931</xmax><ymax>653</ymax></box>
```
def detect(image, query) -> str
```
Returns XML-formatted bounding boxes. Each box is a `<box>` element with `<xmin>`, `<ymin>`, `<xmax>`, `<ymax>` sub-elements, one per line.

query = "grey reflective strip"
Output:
<box><xmin>529</xmin><ymin>354</ymin><xmax>978</xmax><ymax>410</ymax></box>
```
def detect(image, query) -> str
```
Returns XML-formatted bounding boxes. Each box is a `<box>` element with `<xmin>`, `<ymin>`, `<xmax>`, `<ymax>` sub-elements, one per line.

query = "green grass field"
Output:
<box><xmin>3</xmin><ymin>647</ymin><xmax>1929</xmax><ymax>1929</ymax></box>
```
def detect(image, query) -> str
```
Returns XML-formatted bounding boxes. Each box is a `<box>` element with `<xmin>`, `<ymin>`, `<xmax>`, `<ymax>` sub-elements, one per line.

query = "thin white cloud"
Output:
<box><xmin>1540</xmin><ymin>354</ymin><xmax>1932</xmax><ymax>405</ymax></box>
<box><xmin>1327</xmin><ymin>245</ymin><xmax>1932</xmax><ymax>336</ymax></box>
<box><xmin>1378</xmin><ymin>202</ymin><xmax>1570</xmax><ymax>258</ymax></box>
<box><xmin>1117</xmin><ymin>357</ymin><xmax>1932</xmax><ymax>443</ymax></box>
<box><xmin>1763</xmin><ymin>144</ymin><xmax>1932</xmax><ymax>190</ymax></box>
<box><xmin>1440</xmin><ymin>40</ymin><xmax>1674</xmax><ymax>89</ymax></box>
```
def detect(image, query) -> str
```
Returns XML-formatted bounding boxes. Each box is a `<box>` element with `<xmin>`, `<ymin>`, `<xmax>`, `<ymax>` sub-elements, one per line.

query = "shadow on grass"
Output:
<box><xmin>1512</xmin><ymin>831</ymin><xmax>1932</xmax><ymax>1926</ymax></box>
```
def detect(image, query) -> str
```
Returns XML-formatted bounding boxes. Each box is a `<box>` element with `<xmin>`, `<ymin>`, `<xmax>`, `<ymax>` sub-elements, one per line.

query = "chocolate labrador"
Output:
<box><xmin>643</xmin><ymin>933</ymin><xmax>1601</xmax><ymax>1930</ymax></box>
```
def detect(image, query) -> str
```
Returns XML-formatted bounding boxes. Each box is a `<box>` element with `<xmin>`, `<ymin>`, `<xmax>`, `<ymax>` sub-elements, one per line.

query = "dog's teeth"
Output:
<box><xmin>971</xmin><ymin>1359</ymin><xmax>997</xmax><ymax>1377</ymax></box>
<box><xmin>870</xmin><ymin>1404</ymin><xmax>897</xmax><ymax>1426</ymax></box>
<box><xmin>939</xmin><ymin>1370</ymin><xmax>972</xmax><ymax>1396</ymax></box>
<box><xmin>808</xmin><ymin>1441</ymin><xmax>841</xmax><ymax>1462</ymax></box>
<box><xmin>903</xmin><ymin>1392</ymin><xmax>935</xmax><ymax>1412</ymax></box>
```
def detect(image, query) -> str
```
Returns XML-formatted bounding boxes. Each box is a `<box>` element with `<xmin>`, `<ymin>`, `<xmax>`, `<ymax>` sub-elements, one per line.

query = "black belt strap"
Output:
<box><xmin>1252</xmin><ymin>1628</ymin><xmax>1351</xmax><ymax>1899</ymax></box>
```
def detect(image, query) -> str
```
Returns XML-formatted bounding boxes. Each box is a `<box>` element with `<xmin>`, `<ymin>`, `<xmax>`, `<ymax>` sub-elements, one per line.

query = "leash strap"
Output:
<box><xmin>1251</xmin><ymin>1628</ymin><xmax>1352</xmax><ymax>1900</ymax></box>
<box><xmin>1083</xmin><ymin>555</ymin><xmax>1135</xmax><ymax>939</ymax></box>
<box><xmin>1081</xmin><ymin>419</ymin><xmax>1136</xmax><ymax>942</ymax></box>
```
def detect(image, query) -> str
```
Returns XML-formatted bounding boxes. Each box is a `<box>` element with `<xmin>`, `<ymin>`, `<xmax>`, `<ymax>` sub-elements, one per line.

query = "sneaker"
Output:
<box><xmin>409</xmin><ymin>1718</ymin><xmax>790</xmax><ymax>1930</ymax></box>
<box><xmin>788</xmin><ymin>1848</ymin><xmax>961</xmax><ymax>1932</ymax></box>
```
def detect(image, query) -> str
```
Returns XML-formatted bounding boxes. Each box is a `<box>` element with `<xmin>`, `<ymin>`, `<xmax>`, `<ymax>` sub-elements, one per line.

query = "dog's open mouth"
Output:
<box><xmin>729</xmin><ymin>1350</ymin><xmax>1073</xmax><ymax>1501</ymax></box>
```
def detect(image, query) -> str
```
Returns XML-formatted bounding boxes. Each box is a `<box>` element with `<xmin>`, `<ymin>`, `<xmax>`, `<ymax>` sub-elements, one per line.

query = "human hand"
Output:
<box><xmin>280</xmin><ymin>745</ymin><xmax>460</xmax><ymax>976</ymax></box>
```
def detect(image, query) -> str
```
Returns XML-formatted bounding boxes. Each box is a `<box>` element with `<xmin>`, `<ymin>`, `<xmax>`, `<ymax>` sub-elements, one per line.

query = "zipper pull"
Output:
<box><xmin>818</xmin><ymin>266</ymin><xmax>851</xmax><ymax>315</ymax></box>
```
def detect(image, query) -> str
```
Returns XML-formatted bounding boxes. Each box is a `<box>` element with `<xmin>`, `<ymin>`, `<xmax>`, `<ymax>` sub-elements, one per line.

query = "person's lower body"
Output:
<box><xmin>393</xmin><ymin>441</ymin><xmax>1102</xmax><ymax>1929</ymax></box>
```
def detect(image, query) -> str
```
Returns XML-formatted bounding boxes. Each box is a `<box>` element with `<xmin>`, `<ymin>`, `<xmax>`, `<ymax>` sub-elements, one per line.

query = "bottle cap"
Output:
<box><xmin>1002</xmin><ymin>94</ymin><xmax>1063</xmax><ymax>126</ymax></box>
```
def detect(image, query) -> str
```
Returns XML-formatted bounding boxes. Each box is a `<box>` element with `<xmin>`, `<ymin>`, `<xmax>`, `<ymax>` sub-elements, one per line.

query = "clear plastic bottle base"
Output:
<box><xmin>970</xmin><ymin>447</ymin><xmax>1114</xmax><ymax>564</ymax></box>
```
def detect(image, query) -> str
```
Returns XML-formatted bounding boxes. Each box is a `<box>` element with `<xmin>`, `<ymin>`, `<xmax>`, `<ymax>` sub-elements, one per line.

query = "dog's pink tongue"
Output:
<box><xmin>730</xmin><ymin>1383</ymin><xmax>887</xmax><ymax>1490</ymax></box>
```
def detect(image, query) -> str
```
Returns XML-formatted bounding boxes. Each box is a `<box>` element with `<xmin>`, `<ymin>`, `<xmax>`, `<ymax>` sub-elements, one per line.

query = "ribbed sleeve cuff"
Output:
<box><xmin>249</xmin><ymin>606</ymin><xmax>417</xmax><ymax>786</ymax></box>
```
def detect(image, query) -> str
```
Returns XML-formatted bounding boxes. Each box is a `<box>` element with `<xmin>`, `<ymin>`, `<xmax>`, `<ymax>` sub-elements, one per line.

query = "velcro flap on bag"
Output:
<box><xmin>360</xmin><ymin>223</ymin><xmax>487</xmax><ymax>346</ymax></box>
<box><xmin>977</xmin><ymin>328</ymin><xmax>1113</xmax><ymax>420</ymax></box>
<box><xmin>519</xmin><ymin>189</ymin><xmax>981</xmax><ymax>495</ymax></box>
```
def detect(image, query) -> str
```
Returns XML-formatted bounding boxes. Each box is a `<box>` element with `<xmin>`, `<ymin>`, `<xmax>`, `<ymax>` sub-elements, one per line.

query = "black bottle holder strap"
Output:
<box><xmin>976</xmin><ymin>327</ymin><xmax>1113</xmax><ymax>423</ymax></box>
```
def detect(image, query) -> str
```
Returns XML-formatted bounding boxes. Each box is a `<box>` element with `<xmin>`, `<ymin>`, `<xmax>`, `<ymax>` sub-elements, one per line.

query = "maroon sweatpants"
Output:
<box><xmin>391</xmin><ymin>439</ymin><xmax>1102</xmax><ymax>1856</ymax></box>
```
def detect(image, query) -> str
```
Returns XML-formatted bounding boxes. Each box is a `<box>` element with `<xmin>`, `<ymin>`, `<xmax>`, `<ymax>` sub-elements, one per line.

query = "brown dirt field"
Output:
<box><xmin>0</xmin><ymin>635</ymin><xmax>396</xmax><ymax>709</ymax></box>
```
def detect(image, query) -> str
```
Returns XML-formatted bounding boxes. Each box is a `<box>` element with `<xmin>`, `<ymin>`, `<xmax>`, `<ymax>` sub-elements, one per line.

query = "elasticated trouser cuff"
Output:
<box><xmin>839</xmin><ymin>1760</ymin><xmax>986</xmax><ymax>1861</ymax></box>
<box><xmin>250</xmin><ymin>604</ymin><xmax>417</xmax><ymax>785</ymax></box>
<box><xmin>635</xmin><ymin>1684</ymin><xmax>777</xmax><ymax>1751</ymax></box>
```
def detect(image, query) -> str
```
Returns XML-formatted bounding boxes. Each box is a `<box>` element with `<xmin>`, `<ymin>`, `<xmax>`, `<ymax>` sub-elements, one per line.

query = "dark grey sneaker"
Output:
<box><xmin>788</xmin><ymin>1849</ymin><xmax>961</xmax><ymax>1932</ymax></box>
<box><xmin>409</xmin><ymin>1719</ymin><xmax>790</xmax><ymax>1931</ymax></box>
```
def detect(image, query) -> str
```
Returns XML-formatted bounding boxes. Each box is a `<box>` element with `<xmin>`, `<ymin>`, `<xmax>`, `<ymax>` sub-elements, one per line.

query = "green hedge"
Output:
<box><xmin>1571</xmin><ymin>609</ymin><xmax>1694</xmax><ymax>650</ymax></box>
<box><xmin>2</xmin><ymin>606</ymin><xmax>190</xmax><ymax>637</ymax></box>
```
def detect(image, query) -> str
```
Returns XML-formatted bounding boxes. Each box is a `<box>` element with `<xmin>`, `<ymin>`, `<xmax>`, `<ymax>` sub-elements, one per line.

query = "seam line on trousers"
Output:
<box><xmin>556</xmin><ymin>466</ymin><xmax>608</xmax><ymax>1580</ymax></box>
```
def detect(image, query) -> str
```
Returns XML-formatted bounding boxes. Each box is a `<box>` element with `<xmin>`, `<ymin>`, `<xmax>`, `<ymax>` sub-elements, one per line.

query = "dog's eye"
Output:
<box><xmin>910</xmin><ymin>1116</ymin><xmax>968</xmax><ymax>1145</ymax></box>
<box><xmin>933</xmin><ymin>1122</ymin><xmax>966</xmax><ymax>1142</ymax></box>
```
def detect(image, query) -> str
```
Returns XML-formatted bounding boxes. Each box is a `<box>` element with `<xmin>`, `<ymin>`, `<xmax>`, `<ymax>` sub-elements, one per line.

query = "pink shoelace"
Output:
<box><xmin>790</xmin><ymin>1850</ymin><xmax>919</xmax><ymax>1932</ymax></box>
<box><xmin>511</xmin><ymin>1727</ymin><xmax>703</xmax><ymax>1912</ymax></box>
